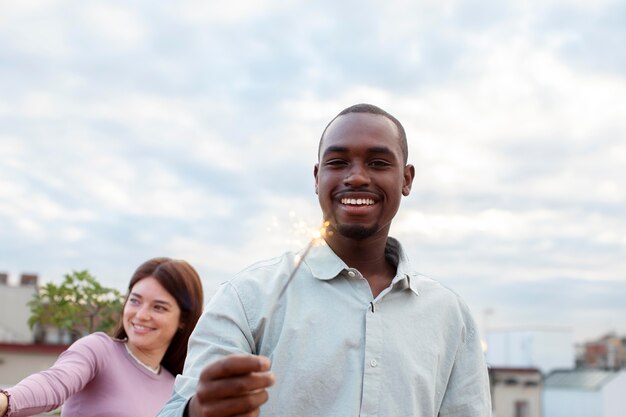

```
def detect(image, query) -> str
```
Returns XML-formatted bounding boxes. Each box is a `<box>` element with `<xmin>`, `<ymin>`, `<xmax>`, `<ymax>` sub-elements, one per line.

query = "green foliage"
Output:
<box><xmin>28</xmin><ymin>270</ymin><xmax>125</xmax><ymax>339</ymax></box>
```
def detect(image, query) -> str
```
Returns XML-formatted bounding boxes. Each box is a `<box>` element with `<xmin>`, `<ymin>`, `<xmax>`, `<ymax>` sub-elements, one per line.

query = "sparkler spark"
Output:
<box><xmin>276</xmin><ymin>220</ymin><xmax>328</xmax><ymax>303</ymax></box>
<box><xmin>255</xmin><ymin>220</ymin><xmax>330</xmax><ymax>346</ymax></box>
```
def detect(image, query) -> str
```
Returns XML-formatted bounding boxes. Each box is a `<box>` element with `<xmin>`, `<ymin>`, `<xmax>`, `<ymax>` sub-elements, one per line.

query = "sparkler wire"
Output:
<box><xmin>254</xmin><ymin>224</ymin><xmax>326</xmax><ymax>348</ymax></box>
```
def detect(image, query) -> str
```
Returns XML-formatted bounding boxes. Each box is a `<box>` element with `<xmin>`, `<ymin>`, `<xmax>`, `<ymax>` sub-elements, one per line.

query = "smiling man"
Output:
<box><xmin>157</xmin><ymin>104</ymin><xmax>491</xmax><ymax>417</ymax></box>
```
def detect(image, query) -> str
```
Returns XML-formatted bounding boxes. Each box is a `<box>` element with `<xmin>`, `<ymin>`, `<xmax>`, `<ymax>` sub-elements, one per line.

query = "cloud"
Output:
<box><xmin>174</xmin><ymin>0</ymin><xmax>299</xmax><ymax>23</ymax></box>
<box><xmin>79</xmin><ymin>3</ymin><xmax>148</xmax><ymax>49</ymax></box>
<box><xmin>0</xmin><ymin>0</ymin><xmax>625</xmax><ymax>343</ymax></box>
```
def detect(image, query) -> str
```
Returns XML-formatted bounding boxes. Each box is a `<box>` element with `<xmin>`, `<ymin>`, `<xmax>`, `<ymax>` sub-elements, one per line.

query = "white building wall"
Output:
<box><xmin>487</xmin><ymin>328</ymin><xmax>575</xmax><ymax>374</ymax></box>
<box><xmin>543</xmin><ymin>389</ymin><xmax>601</xmax><ymax>417</ymax></box>
<box><xmin>0</xmin><ymin>284</ymin><xmax>36</xmax><ymax>343</ymax></box>
<box><xmin>0</xmin><ymin>349</ymin><xmax>62</xmax><ymax>387</ymax></box>
<box><xmin>493</xmin><ymin>383</ymin><xmax>541</xmax><ymax>417</ymax></box>
<box><xmin>602</xmin><ymin>371</ymin><xmax>626</xmax><ymax>417</ymax></box>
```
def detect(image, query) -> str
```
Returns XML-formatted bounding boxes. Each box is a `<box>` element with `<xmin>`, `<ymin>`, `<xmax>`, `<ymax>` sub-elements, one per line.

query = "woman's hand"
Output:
<box><xmin>0</xmin><ymin>391</ymin><xmax>9</xmax><ymax>416</ymax></box>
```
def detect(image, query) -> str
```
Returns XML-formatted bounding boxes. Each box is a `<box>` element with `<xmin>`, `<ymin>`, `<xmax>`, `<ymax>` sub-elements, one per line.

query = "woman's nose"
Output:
<box><xmin>135</xmin><ymin>305</ymin><xmax>151</xmax><ymax>319</ymax></box>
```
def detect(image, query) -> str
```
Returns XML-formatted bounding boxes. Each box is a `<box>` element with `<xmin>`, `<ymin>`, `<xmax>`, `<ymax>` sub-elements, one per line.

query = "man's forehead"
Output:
<box><xmin>321</xmin><ymin>112</ymin><xmax>401</xmax><ymax>150</ymax></box>
<box><xmin>327</xmin><ymin>111</ymin><xmax>396</xmax><ymax>132</ymax></box>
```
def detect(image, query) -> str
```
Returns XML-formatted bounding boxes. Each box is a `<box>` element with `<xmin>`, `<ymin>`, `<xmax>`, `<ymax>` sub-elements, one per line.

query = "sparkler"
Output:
<box><xmin>275</xmin><ymin>220</ymin><xmax>329</xmax><ymax>302</ymax></box>
<box><xmin>255</xmin><ymin>219</ymin><xmax>331</xmax><ymax>346</ymax></box>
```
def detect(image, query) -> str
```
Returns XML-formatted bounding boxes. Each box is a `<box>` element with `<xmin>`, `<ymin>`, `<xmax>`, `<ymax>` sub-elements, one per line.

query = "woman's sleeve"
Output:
<box><xmin>5</xmin><ymin>333</ymin><xmax>106</xmax><ymax>417</ymax></box>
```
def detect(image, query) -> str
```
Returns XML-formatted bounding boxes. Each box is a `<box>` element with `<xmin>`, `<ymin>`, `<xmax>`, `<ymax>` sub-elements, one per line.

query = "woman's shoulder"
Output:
<box><xmin>66</xmin><ymin>332</ymin><xmax>124</xmax><ymax>358</ymax></box>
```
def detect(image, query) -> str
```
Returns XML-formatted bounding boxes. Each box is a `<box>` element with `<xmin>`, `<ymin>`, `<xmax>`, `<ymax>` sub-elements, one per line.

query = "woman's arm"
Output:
<box><xmin>3</xmin><ymin>333</ymin><xmax>108</xmax><ymax>417</ymax></box>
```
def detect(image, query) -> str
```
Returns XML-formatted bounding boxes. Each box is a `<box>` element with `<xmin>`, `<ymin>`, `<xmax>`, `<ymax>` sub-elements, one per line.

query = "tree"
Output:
<box><xmin>28</xmin><ymin>270</ymin><xmax>125</xmax><ymax>342</ymax></box>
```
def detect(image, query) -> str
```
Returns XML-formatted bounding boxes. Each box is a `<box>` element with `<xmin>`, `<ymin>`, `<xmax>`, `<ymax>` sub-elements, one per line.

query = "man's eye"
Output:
<box><xmin>325</xmin><ymin>159</ymin><xmax>347</xmax><ymax>166</ymax></box>
<box><xmin>370</xmin><ymin>160</ymin><xmax>391</xmax><ymax>167</ymax></box>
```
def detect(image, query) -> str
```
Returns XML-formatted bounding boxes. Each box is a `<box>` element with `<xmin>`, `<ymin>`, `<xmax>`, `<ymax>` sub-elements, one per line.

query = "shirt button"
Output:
<box><xmin>347</xmin><ymin>271</ymin><xmax>356</xmax><ymax>278</ymax></box>
<box><xmin>370</xmin><ymin>359</ymin><xmax>378</xmax><ymax>367</ymax></box>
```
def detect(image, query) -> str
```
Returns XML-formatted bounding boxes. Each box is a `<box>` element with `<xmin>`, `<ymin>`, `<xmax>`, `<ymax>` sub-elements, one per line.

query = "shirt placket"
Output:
<box><xmin>360</xmin><ymin>298</ymin><xmax>384</xmax><ymax>417</ymax></box>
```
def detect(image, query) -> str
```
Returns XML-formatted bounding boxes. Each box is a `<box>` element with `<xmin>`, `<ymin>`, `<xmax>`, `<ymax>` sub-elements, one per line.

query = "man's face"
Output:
<box><xmin>314</xmin><ymin>112</ymin><xmax>414</xmax><ymax>241</ymax></box>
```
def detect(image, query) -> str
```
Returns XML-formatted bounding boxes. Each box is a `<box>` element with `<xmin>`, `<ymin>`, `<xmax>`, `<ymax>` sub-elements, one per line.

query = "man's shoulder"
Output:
<box><xmin>238</xmin><ymin>252</ymin><xmax>295</xmax><ymax>275</ymax></box>
<box><xmin>409</xmin><ymin>273</ymin><xmax>473</xmax><ymax>310</ymax></box>
<box><xmin>221</xmin><ymin>251</ymin><xmax>300</xmax><ymax>294</ymax></box>
<box><xmin>419</xmin><ymin>274</ymin><xmax>480</xmax><ymax>327</ymax></box>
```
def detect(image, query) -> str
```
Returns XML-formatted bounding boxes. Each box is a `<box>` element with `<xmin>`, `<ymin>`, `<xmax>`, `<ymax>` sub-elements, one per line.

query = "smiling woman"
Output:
<box><xmin>0</xmin><ymin>258</ymin><xmax>204</xmax><ymax>417</ymax></box>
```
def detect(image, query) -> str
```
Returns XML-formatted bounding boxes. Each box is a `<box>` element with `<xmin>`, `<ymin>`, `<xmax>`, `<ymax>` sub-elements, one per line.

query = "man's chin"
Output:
<box><xmin>336</xmin><ymin>224</ymin><xmax>379</xmax><ymax>240</ymax></box>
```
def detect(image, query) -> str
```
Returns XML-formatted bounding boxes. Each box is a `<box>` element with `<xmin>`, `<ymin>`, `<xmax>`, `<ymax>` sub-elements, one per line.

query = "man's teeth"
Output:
<box><xmin>341</xmin><ymin>198</ymin><xmax>374</xmax><ymax>205</ymax></box>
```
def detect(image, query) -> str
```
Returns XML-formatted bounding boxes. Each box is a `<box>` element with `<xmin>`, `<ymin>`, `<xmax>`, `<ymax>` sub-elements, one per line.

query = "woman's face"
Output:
<box><xmin>123</xmin><ymin>276</ymin><xmax>182</xmax><ymax>358</ymax></box>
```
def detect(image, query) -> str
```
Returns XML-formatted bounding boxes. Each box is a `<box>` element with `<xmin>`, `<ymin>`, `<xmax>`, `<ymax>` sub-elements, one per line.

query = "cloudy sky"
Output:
<box><xmin>1</xmin><ymin>0</ymin><xmax>625</xmax><ymax>343</ymax></box>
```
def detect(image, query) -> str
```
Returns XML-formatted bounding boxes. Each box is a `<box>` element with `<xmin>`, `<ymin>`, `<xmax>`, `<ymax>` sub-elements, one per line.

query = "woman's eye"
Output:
<box><xmin>128</xmin><ymin>298</ymin><xmax>140</xmax><ymax>305</ymax></box>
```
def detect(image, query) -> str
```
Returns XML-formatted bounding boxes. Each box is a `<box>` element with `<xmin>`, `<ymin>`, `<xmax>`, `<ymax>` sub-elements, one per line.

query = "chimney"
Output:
<box><xmin>0</xmin><ymin>272</ymin><xmax>8</xmax><ymax>285</ymax></box>
<box><xmin>20</xmin><ymin>273</ymin><xmax>38</xmax><ymax>286</ymax></box>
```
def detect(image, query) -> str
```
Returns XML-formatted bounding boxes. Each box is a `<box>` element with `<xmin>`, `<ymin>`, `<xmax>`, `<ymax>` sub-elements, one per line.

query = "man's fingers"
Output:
<box><xmin>200</xmin><ymin>355</ymin><xmax>271</xmax><ymax>380</ymax></box>
<box><xmin>189</xmin><ymin>355</ymin><xmax>274</xmax><ymax>417</ymax></box>
<box><xmin>195</xmin><ymin>389</ymin><xmax>270</xmax><ymax>416</ymax></box>
<box><xmin>197</xmin><ymin>371</ymin><xmax>275</xmax><ymax>401</ymax></box>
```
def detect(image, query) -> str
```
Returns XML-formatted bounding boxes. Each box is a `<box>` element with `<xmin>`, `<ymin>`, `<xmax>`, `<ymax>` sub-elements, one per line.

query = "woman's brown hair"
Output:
<box><xmin>113</xmin><ymin>257</ymin><xmax>204</xmax><ymax>375</ymax></box>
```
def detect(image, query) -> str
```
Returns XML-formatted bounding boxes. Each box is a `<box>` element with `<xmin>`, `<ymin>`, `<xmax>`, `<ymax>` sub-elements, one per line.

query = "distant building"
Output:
<box><xmin>543</xmin><ymin>369</ymin><xmax>626</xmax><ymax>417</ymax></box>
<box><xmin>0</xmin><ymin>272</ymin><xmax>39</xmax><ymax>343</ymax></box>
<box><xmin>0</xmin><ymin>342</ymin><xmax>68</xmax><ymax>387</ymax></box>
<box><xmin>0</xmin><ymin>271</ymin><xmax>76</xmax><ymax>345</ymax></box>
<box><xmin>489</xmin><ymin>367</ymin><xmax>542</xmax><ymax>417</ymax></box>
<box><xmin>0</xmin><ymin>271</ymin><xmax>72</xmax><ymax>403</ymax></box>
<box><xmin>579</xmin><ymin>333</ymin><xmax>626</xmax><ymax>370</ymax></box>
<box><xmin>486</xmin><ymin>327</ymin><xmax>575</xmax><ymax>374</ymax></box>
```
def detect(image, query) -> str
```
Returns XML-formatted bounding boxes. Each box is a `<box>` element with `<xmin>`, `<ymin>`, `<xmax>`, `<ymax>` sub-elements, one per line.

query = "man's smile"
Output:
<box><xmin>340</xmin><ymin>197</ymin><xmax>375</xmax><ymax>206</ymax></box>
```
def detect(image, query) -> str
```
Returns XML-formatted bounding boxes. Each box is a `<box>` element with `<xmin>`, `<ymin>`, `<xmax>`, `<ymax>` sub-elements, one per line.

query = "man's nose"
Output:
<box><xmin>344</xmin><ymin>163</ymin><xmax>370</xmax><ymax>187</ymax></box>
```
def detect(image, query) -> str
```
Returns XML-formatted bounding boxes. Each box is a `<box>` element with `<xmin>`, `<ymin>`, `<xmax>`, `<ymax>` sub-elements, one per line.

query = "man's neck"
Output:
<box><xmin>325</xmin><ymin>233</ymin><xmax>396</xmax><ymax>297</ymax></box>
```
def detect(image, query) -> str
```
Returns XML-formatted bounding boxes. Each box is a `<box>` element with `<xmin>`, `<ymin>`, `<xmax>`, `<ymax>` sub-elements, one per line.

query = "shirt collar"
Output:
<box><xmin>304</xmin><ymin>236</ymin><xmax>419</xmax><ymax>296</ymax></box>
<box><xmin>304</xmin><ymin>241</ymin><xmax>346</xmax><ymax>280</ymax></box>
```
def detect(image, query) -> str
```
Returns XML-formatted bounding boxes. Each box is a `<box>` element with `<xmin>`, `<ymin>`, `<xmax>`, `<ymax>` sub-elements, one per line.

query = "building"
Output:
<box><xmin>579</xmin><ymin>333</ymin><xmax>626</xmax><ymax>370</ymax></box>
<box><xmin>0</xmin><ymin>272</ymin><xmax>72</xmax><ymax>416</ymax></box>
<box><xmin>486</xmin><ymin>327</ymin><xmax>575</xmax><ymax>374</ymax></box>
<box><xmin>1</xmin><ymin>271</ymin><xmax>78</xmax><ymax>345</ymax></box>
<box><xmin>543</xmin><ymin>369</ymin><xmax>626</xmax><ymax>417</ymax></box>
<box><xmin>0</xmin><ymin>272</ymin><xmax>39</xmax><ymax>343</ymax></box>
<box><xmin>489</xmin><ymin>367</ymin><xmax>542</xmax><ymax>417</ymax></box>
<box><xmin>0</xmin><ymin>342</ymin><xmax>68</xmax><ymax>387</ymax></box>
<box><xmin>0</xmin><ymin>272</ymin><xmax>71</xmax><ymax>387</ymax></box>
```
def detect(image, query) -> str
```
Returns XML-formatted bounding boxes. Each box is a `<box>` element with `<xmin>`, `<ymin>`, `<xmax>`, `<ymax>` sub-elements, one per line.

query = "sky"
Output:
<box><xmin>1</xmin><ymin>0</ymin><xmax>625</xmax><ymax>343</ymax></box>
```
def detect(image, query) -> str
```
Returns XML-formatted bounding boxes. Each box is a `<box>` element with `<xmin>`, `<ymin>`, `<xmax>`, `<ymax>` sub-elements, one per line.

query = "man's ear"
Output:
<box><xmin>402</xmin><ymin>164</ymin><xmax>415</xmax><ymax>196</ymax></box>
<box><xmin>314</xmin><ymin>164</ymin><xmax>319</xmax><ymax>195</ymax></box>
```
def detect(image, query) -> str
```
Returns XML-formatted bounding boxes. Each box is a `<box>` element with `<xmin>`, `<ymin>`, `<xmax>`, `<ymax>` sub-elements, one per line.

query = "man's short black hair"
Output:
<box><xmin>318</xmin><ymin>103</ymin><xmax>408</xmax><ymax>164</ymax></box>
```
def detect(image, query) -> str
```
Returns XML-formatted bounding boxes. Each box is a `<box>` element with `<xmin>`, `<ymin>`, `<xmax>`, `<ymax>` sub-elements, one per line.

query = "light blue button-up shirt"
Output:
<box><xmin>158</xmin><ymin>238</ymin><xmax>491</xmax><ymax>417</ymax></box>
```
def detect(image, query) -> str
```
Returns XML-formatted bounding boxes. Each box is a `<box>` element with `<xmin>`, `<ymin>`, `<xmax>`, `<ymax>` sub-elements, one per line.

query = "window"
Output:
<box><xmin>514</xmin><ymin>400</ymin><xmax>529</xmax><ymax>417</ymax></box>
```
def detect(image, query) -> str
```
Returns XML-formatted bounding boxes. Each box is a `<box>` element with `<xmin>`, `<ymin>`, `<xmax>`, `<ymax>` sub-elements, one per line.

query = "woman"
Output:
<box><xmin>0</xmin><ymin>257</ymin><xmax>204</xmax><ymax>417</ymax></box>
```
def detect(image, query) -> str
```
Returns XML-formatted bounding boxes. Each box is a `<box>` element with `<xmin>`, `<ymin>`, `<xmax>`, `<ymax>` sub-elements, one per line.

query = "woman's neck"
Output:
<box><xmin>125</xmin><ymin>342</ymin><xmax>163</xmax><ymax>373</ymax></box>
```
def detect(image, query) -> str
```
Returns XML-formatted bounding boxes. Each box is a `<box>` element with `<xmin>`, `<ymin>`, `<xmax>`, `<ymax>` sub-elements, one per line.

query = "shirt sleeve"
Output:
<box><xmin>157</xmin><ymin>282</ymin><xmax>255</xmax><ymax>417</ymax></box>
<box><xmin>6</xmin><ymin>333</ymin><xmax>105</xmax><ymax>417</ymax></box>
<box><xmin>438</xmin><ymin>309</ymin><xmax>492</xmax><ymax>417</ymax></box>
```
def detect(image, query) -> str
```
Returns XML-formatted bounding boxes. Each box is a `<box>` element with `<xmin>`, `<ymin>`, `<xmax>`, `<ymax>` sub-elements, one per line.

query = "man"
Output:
<box><xmin>158</xmin><ymin>104</ymin><xmax>491</xmax><ymax>417</ymax></box>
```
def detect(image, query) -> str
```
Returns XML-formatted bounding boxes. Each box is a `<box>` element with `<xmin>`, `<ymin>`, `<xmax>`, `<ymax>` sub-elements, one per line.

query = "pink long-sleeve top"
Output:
<box><xmin>6</xmin><ymin>332</ymin><xmax>175</xmax><ymax>417</ymax></box>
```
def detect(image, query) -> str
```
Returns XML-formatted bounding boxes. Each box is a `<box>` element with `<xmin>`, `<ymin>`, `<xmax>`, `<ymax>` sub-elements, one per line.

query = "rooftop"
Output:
<box><xmin>544</xmin><ymin>369</ymin><xmax>618</xmax><ymax>390</ymax></box>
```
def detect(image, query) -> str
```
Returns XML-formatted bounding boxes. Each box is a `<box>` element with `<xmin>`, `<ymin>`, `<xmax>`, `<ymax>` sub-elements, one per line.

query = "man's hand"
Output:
<box><xmin>188</xmin><ymin>354</ymin><xmax>275</xmax><ymax>417</ymax></box>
